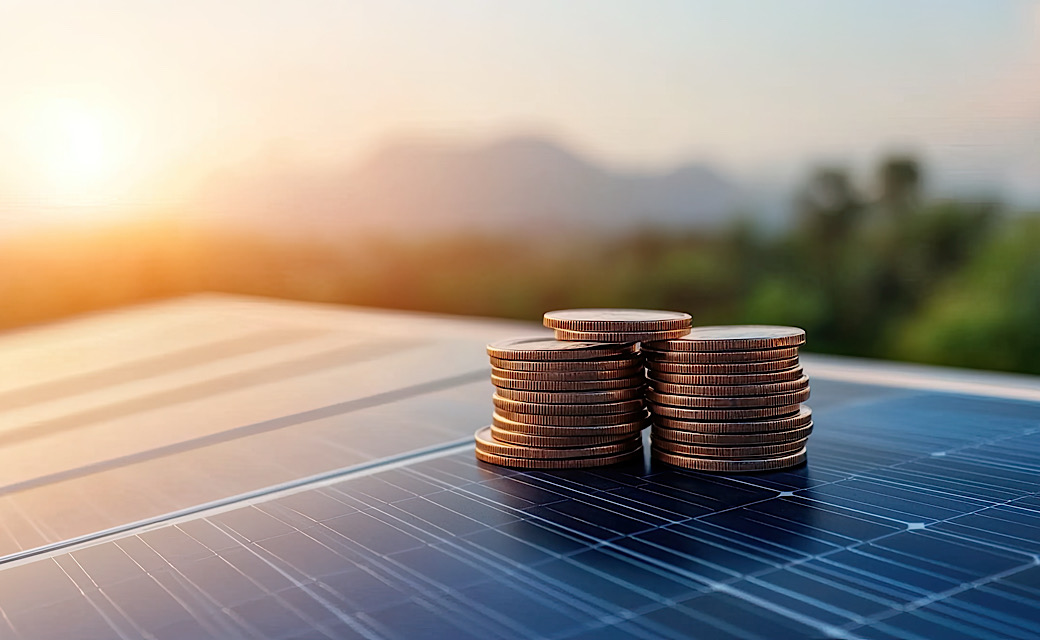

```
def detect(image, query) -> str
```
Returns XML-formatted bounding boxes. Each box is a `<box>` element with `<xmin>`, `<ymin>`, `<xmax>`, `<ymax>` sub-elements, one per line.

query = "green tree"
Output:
<box><xmin>795</xmin><ymin>166</ymin><xmax>862</xmax><ymax>244</ymax></box>
<box><xmin>877</xmin><ymin>155</ymin><xmax>922</xmax><ymax>214</ymax></box>
<box><xmin>888</xmin><ymin>215</ymin><xmax>1040</xmax><ymax>373</ymax></box>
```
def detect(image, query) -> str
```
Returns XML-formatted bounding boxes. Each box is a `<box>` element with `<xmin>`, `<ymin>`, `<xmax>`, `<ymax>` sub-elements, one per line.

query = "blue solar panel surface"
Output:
<box><xmin>2</xmin><ymin>385</ymin><xmax>1038</xmax><ymax>640</ymax></box>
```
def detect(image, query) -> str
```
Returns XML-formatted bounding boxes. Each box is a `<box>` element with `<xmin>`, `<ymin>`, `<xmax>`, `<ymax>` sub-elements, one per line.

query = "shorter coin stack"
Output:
<box><xmin>476</xmin><ymin>337</ymin><xmax>648</xmax><ymax>468</ymax></box>
<box><xmin>643</xmin><ymin>326</ymin><xmax>812</xmax><ymax>472</ymax></box>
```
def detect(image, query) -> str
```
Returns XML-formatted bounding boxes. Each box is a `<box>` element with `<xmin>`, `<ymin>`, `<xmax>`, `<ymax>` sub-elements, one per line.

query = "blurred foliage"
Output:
<box><xmin>1</xmin><ymin>155</ymin><xmax>1038</xmax><ymax>374</ymax></box>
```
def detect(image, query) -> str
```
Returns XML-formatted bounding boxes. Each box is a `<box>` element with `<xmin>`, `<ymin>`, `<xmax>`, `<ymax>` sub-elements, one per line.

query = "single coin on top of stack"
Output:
<box><xmin>476</xmin><ymin>337</ymin><xmax>647</xmax><ymax>468</ymax></box>
<box><xmin>543</xmin><ymin>308</ymin><xmax>692</xmax><ymax>344</ymax></box>
<box><xmin>642</xmin><ymin>325</ymin><xmax>813</xmax><ymax>473</ymax></box>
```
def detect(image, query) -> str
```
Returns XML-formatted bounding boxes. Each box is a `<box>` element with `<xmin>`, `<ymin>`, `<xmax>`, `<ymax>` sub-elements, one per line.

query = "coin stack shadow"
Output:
<box><xmin>642</xmin><ymin>326</ymin><xmax>812</xmax><ymax>473</ymax></box>
<box><xmin>477</xmin><ymin>339</ymin><xmax>649</xmax><ymax>468</ymax></box>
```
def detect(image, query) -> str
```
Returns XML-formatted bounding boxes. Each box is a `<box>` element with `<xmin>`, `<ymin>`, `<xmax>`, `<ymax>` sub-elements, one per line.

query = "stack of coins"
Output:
<box><xmin>476</xmin><ymin>337</ymin><xmax>648</xmax><ymax>468</ymax></box>
<box><xmin>643</xmin><ymin>325</ymin><xmax>812</xmax><ymax>473</ymax></box>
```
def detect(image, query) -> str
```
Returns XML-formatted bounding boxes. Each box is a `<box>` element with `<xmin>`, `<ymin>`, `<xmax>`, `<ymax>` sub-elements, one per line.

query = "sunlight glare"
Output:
<box><xmin>19</xmin><ymin>98</ymin><xmax>135</xmax><ymax>208</ymax></box>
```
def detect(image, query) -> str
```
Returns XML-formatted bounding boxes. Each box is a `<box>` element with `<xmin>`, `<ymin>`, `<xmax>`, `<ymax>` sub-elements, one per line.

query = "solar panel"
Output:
<box><xmin>0</xmin><ymin>298</ymin><xmax>1037</xmax><ymax>639</ymax></box>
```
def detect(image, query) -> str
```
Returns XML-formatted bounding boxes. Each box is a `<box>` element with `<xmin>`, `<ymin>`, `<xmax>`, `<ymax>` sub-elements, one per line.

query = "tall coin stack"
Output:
<box><xmin>642</xmin><ymin>326</ymin><xmax>812</xmax><ymax>472</ymax></box>
<box><xmin>476</xmin><ymin>337</ymin><xmax>649</xmax><ymax>468</ymax></box>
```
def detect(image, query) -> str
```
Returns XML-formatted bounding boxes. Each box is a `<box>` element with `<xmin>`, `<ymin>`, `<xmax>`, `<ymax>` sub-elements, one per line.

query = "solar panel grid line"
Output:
<box><xmin>440</xmin><ymin>530</ymin><xmax>634</xmax><ymax>627</ymax></box>
<box><xmin>799</xmin><ymin>550</ymin><xmax>1011</xmax><ymax>624</ymax></box>
<box><xmin>976</xmin><ymin>581</ymin><xmax>1040</xmax><ymax>620</ymax></box>
<box><xmin>812</xmin><ymin>446</ymin><xmax>1020</xmax><ymax>492</ymax></box>
<box><xmin>870</xmin><ymin>583</ymin><xmax>1040</xmax><ymax>640</ymax></box>
<box><xmin>891</xmin><ymin>459</ymin><xmax>1038</xmax><ymax>496</ymax></box>
<box><xmin>203</xmin><ymin>519</ymin><xmax>388</xmax><ymax>640</ymax></box>
<box><xmin>122</xmin><ymin>534</ymin><xmax>269</xmax><ymax>638</ymax></box>
<box><xmin>743</xmin><ymin>570</ymin><xmax>881</xmax><ymax>625</ymax></box>
<box><xmin>38</xmin><ymin>556</ymin><xmax>125</xmax><ymax>639</ymax></box>
<box><xmin>916</xmin><ymin>520</ymin><xmax>1040</xmax><ymax>562</ymax></box>
<box><xmin>379</xmin><ymin>468</ymin><xmax>779</xmax><ymax>638</ymax></box>
<box><xmin>911</xmin><ymin>604</ymin><xmax>1038</xmax><ymax>640</ymax></box>
<box><xmin>617</xmin><ymin>529</ymin><xmax>779</xmax><ymax>585</ymax></box>
<box><xmin>844</xmin><ymin>561</ymin><xmax>1040</xmax><ymax>639</ymax></box>
<box><xmin>953</xmin><ymin>452</ymin><xmax>1040</xmax><ymax>476</ymax></box>
<box><xmin>922</xmin><ymin>457</ymin><xmax>1040</xmax><ymax>493</ymax></box>
<box><xmin>944</xmin><ymin>503</ymin><xmax>1040</xmax><ymax>549</ymax></box>
<box><xmin>692</xmin><ymin>508</ymin><xmax>847</xmax><ymax>563</ymax></box>
<box><xmin>856</xmin><ymin>468</ymin><xmax>1022</xmax><ymax>504</ymax></box>
<box><xmin>789</xmin><ymin>491</ymin><xmax>949</xmax><ymax>528</ymax></box>
<box><xmin>0</xmin><ymin>438</ymin><xmax>477</xmax><ymax>569</ymax></box>
<box><xmin>944</xmin><ymin>583</ymin><xmax>1040</xmax><ymax>637</ymax></box>
<box><xmin>512</xmin><ymin>480</ymin><xmax>687</xmax><ymax>531</ymax></box>
<box><xmin>844</xmin><ymin>474</ymin><xmax>1003</xmax><ymax>509</ymax></box>
<box><xmin>640</xmin><ymin>598</ymin><xmax>793</xmax><ymax>640</ymax></box>
<box><xmin>872</xmin><ymin>534</ymin><xmax>1033</xmax><ymax>588</ymax></box>
<box><xmin>668</xmin><ymin>519</ymin><xmax>809</xmax><ymax>568</ymax></box>
<box><xmin>732</xmin><ymin>537</ymin><xmax>918</xmax><ymax>606</ymax></box>
<box><xmin>356</xmin><ymin>595</ymin><xmax>520</xmax><ymax>640</ymax></box>
<box><xmin>657</xmin><ymin>565</ymin><xmax>856</xmax><ymax>639</ymax></box>
<box><xmin>412</xmin><ymin>463</ymin><xmax>860</xmax><ymax>638</ymax></box>
<box><xmin>558</xmin><ymin>548</ymin><xmax>705</xmax><ymax>604</ymax></box>
<box><xmin>843</xmin><ymin>477</ymin><xmax>1002</xmax><ymax>514</ymax></box>
<box><xmin>290</xmin><ymin>501</ymin><xmax>638</xmax><ymax>638</ymax></box>
<box><xmin>735</xmin><ymin>495</ymin><xmax>907</xmax><ymax>544</ymax></box>
<box><xmin>282</xmin><ymin>491</ymin><xmax>612</xmax><ymax>635</ymax></box>
<box><xmin>113</xmin><ymin>567</ymin><xmax>246</xmax><ymax>640</ymax></box>
<box><xmin>55</xmin><ymin>557</ymin><xmax>158</xmax><ymax>640</ymax></box>
<box><xmin>711</xmin><ymin>503</ymin><xmax>898</xmax><ymax>557</ymax></box>
<box><xmin>787</xmin><ymin>555</ymin><xmax>935</xmax><ymax>604</ymax></box>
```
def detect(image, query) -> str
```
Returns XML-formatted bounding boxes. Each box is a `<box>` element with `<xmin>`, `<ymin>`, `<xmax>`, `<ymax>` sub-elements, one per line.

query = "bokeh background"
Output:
<box><xmin>2</xmin><ymin>1</ymin><xmax>1039</xmax><ymax>373</ymax></box>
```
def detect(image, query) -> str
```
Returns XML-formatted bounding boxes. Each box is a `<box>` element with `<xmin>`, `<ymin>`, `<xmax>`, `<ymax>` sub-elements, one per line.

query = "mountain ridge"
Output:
<box><xmin>197</xmin><ymin>135</ymin><xmax>748</xmax><ymax>235</ymax></box>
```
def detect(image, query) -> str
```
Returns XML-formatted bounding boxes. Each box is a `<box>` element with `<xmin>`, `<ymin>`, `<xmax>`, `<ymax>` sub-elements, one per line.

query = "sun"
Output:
<box><xmin>18</xmin><ymin>98</ymin><xmax>135</xmax><ymax>208</ymax></box>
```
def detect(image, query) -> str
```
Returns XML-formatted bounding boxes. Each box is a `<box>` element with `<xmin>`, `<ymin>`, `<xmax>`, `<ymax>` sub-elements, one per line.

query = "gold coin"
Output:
<box><xmin>644</xmin><ymin>325</ymin><xmax>805</xmax><ymax>352</ymax></box>
<box><xmin>493</xmin><ymin>395</ymin><xmax>645</xmax><ymax>416</ymax></box>
<box><xmin>651</xmin><ymin>423</ymin><xmax>813</xmax><ymax>445</ymax></box>
<box><xmin>490</xmin><ymin>356</ymin><xmax>643</xmax><ymax>372</ymax></box>
<box><xmin>494</xmin><ymin>409</ymin><xmax>650</xmax><ymax>427</ymax></box>
<box><xmin>652</xmin><ymin>447</ymin><xmax>807</xmax><ymax>473</ymax></box>
<box><xmin>487</xmin><ymin>337</ymin><xmax>637</xmax><ymax>361</ymax></box>
<box><xmin>648</xmin><ymin>366</ymin><xmax>803</xmax><ymax>386</ymax></box>
<box><xmin>475</xmin><ymin>427</ymin><xmax>641</xmax><ymax>459</ymax></box>
<box><xmin>553</xmin><ymin>327</ymin><xmax>692</xmax><ymax>342</ymax></box>
<box><xmin>647</xmin><ymin>387</ymin><xmax>810</xmax><ymax>409</ymax></box>
<box><xmin>649</xmin><ymin>376</ymin><xmax>809</xmax><ymax>397</ymax></box>
<box><xmin>647</xmin><ymin>357</ymin><xmax>800</xmax><ymax>375</ymax></box>
<box><xmin>475</xmin><ymin>448</ymin><xmax>643</xmax><ymax>469</ymax></box>
<box><xmin>651</xmin><ymin>436</ymin><xmax>808</xmax><ymax>458</ymax></box>
<box><xmin>543</xmin><ymin>309</ymin><xmax>692</xmax><ymax>332</ymax></box>
<box><xmin>643</xmin><ymin>346</ymin><xmax>800</xmax><ymax>364</ymax></box>
<box><xmin>649</xmin><ymin>403</ymin><xmax>802</xmax><ymax>421</ymax></box>
<box><xmin>492</xmin><ymin>365</ymin><xmax>643</xmax><ymax>381</ymax></box>
<box><xmin>491</xmin><ymin>374</ymin><xmax>644</xmax><ymax>392</ymax></box>
<box><xmin>651</xmin><ymin>405</ymin><xmax>813</xmax><ymax>433</ymax></box>
<box><xmin>490</xmin><ymin>425</ymin><xmax>640</xmax><ymax>447</ymax></box>
<box><xmin>495</xmin><ymin>386</ymin><xmax>644</xmax><ymax>404</ymax></box>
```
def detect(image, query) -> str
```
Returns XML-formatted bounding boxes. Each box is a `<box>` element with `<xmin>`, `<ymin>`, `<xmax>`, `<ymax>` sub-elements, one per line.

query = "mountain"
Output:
<box><xmin>197</xmin><ymin>135</ymin><xmax>748</xmax><ymax>236</ymax></box>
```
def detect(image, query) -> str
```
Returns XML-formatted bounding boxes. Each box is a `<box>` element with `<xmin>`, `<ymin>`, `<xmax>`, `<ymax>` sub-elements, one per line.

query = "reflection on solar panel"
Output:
<box><xmin>1</xmin><ymin>386</ymin><xmax>1038</xmax><ymax>639</ymax></box>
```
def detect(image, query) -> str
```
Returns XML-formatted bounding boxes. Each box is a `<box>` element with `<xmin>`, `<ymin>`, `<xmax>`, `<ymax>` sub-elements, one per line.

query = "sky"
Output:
<box><xmin>1</xmin><ymin>0</ymin><xmax>1038</xmax><ymax>220</ymax></box>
